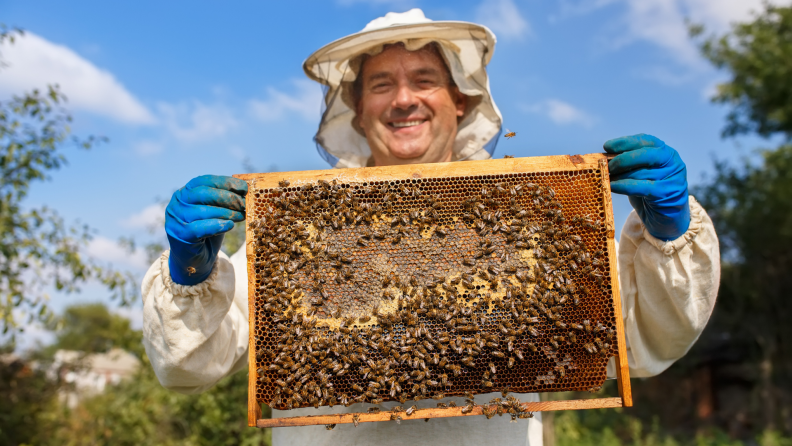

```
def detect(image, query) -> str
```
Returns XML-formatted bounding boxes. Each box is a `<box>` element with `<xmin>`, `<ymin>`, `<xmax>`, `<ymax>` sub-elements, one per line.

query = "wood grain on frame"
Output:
<box><xmin>234</xmin><ymin>153</ymin><xmax>606</xmax><ymax>190</ymax></box>
<box><xmin>598</xmin><ymin>159</ymin><xmax>632</xmax><ymax>407</ymax></box>
<box><xmin>246</xmin><ymin>184</ymin><xmax>262</xmax><ymax>426</ymax></box>
<box><xmin>257</xmin><ymin>398</ymin><xmax>624</xmax><ymax>428</ymax></box>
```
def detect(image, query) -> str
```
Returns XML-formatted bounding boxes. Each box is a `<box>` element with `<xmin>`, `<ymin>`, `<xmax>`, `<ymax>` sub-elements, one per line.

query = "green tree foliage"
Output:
<box><xmin>0</xmin><ymin>26</ymin><xmax>135</xmax><ymax>337</ymax></box>
<box><xmin>694</xmin><ymin>146</ymin><xmax>792</xmax><ymax>431</ymax></box>
<box><xmin>693</xmin><ymin>5</ymin><xmax>792</xmax><ymax>139</ymax></box>
<box><xmin>0</xmin><ymin>353</ymin><xmax>61</xmax><ymax>446</ymax></box>
<box><xmin>36</xmin><ymin>362</ymin><xmax>270</xmax><ymax>446</ymax></box>
<box><xmin>43</xmin><ymin>303</ymin><xmax>144</xmax><ymax>357</ymax></box>
<box><xmin>554</xmin><ymin>407</ymin><xmax>791</xmax><ymax>446</ymax></box>
<box><xmin>2</xmin><ymin>304</ymin><xmax>270</xmax><ymax>446</ymax></box>
<box><xmin>674</xmin><ymin>2</ymin><xmax>792</xmax><ymax>435</ymax></box>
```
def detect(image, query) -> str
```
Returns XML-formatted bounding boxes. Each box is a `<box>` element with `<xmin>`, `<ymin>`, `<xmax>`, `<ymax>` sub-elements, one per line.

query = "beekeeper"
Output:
<box><xmin>142</xmin><ymin>9</ymin><xmax>720</xmax><ymax>446</ymax></box>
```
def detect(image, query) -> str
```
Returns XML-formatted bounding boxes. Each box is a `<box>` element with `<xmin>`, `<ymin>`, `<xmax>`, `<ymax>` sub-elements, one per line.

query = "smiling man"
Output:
<box><xmin>142</xmin><ymin>9</ymin><xmax>720</xmax><ymax>446</ymax></box>
<box><xmin>353</xmin><ymin>42</ymin><xmax>467</xmax><ymax>165</ymax></box>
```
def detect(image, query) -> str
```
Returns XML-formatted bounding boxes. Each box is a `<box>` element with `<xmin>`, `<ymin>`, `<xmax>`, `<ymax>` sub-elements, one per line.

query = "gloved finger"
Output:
<box><xmin>168</xmin><ymin>218</ymin><xmax>236</xmax><ymax>243</ymax></box>
<box><xmin>167</xmin><ymin>198</ymin><xmax>245</xmax><ymax>224</ymax></box>
<box><xmin>610</xmin><ymin>179</ymin><xmax>662</xmax><ymax>199</ymax></box>
<box><xmin>608</xmin><ymin>146</ymin><xmax>676</xmax><ymax>176</ymax></box>
<box><xmin>185</xmin><ymin>175</ymin><xmax>248</xmax><ymax>196</ymax></box>
<box><xmin>610</xmin><ymin>166</ymin><xmax>686</xmax><ymax>183</ymax></box>
<box><xmin>176</xmin><ymin>185</ymin><xmax>246</xmax><ymax>212</ymax></box>
<box><xmin>603</xmin><ymin>134</ymin><xmax>664</xmax><ymax>154</ymax></box>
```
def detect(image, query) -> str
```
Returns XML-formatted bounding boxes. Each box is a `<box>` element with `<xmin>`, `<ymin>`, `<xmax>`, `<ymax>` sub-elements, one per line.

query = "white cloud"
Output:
<box><xmin>86</xmin><ymin>236</ymin><xmax>149</xmax><ymax>270</ymax></box>
<box><xmin>521</xmin><ymin>99</ymin><xmax>596</xmax><ymax>127</ymax></box>
<box><xmin>475</xmin><ymin>0</ymin><xmax>531</xmax><ymax>41</ymax></box>
<box><xmin>559</xmin><ymin>0</ymin><xmax>791</xmax><ymax>70</ymax></box>
<box><xmin>121</xmin><ymin>203</ymin><xmax>166</xmax><ymax>231</ymax></box>
<box><xmin>0</xmin><ymin>32</ymin><xmax>155</xmax><ymax>124</ymax></box>
<box><xmin>157</xmin><ymin>100</ymin><xmax>238</xmax><ymax>142</ymax></box>
<box><xmin>248</xmin><ymin>79</ymin><xmax>323</xmax><ymax>123</ymax></box>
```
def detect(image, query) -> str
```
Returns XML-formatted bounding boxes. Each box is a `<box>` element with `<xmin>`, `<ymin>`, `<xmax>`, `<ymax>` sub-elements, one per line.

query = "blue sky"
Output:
<box><xmin>1</xmin><ymin>0</ymin><xmax>786</xmax><ymax>346</ymax></box>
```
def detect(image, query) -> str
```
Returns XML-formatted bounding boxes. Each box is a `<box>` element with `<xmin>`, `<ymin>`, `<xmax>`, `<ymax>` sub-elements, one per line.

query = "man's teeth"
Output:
<box><xmin>391</xmin><ymin>120</ymin><xmax>424</xmax><ymax>128</ymax></box>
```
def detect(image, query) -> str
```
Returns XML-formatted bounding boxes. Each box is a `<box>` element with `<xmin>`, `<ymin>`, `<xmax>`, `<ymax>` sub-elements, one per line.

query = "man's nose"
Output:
<box><xmin>392</xmin><ymin>83</ymin><xmax>420</xmax><ymax>110</ymax></box>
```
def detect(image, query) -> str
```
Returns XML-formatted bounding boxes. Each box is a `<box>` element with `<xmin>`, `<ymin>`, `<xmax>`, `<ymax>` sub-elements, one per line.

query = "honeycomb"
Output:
<box><xmin>245</xmin><ymin>162</ymin><xmax>618</xmax><ymax>411</ymax></box>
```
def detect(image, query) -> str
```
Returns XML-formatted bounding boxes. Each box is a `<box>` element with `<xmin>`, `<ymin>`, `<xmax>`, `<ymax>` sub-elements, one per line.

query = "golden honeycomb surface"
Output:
<box><xmin>247</xmin><ymin>165</ymin><xmax>617</xmax><ymax>410</ymax></box>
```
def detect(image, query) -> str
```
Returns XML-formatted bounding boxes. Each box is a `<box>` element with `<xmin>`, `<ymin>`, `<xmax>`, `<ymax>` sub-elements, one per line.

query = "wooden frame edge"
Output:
<box><xmin>239</xmin><ymin>154</ymin><xmax>631</xmax><ymax>428</ymax></box>
<box><xmin>256</xmin><ymin>397</ymin><xmax>623</xmax><ymax>428</ymax></box>
<box><xmin>236</xmin><ymin>153</ymin><xmax>607</xmax><ymax>189</ymax></box>
<box><xmin>240</xmin><ymin>180</ymin><xmax>262</xmax><ymax>427</ymax></box>
<box><xmin>598</xmin><ymin>160</ymin><xmax>632</xmax><ymax>407</ymax></box>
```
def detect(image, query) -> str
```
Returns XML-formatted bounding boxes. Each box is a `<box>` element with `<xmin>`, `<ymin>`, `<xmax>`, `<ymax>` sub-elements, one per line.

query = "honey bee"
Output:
<box><xmin>352</xmin><ymin>413</ymin><xmax>360</xmax><ymax>427</ymax></box>
<box><xmin>325</xmin><ymin>424</ymin><xmax>336</xmax><ymax>430</ymax></box>
<box><xmin>279</xmin><ymin>179</ymin><xmax>290</xmax><ymax>187</ymax></box>
<box><xmin>186</xmin><ymin>266</ymin><xmax>197</xmax><ymax>275</ymax></box>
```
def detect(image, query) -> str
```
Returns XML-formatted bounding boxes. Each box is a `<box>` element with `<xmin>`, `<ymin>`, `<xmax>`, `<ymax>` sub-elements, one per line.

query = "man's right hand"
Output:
<box><xmin>165</xmin><ymin>175</ymin><xmax>248</xmax><ymax>285</ymax></box>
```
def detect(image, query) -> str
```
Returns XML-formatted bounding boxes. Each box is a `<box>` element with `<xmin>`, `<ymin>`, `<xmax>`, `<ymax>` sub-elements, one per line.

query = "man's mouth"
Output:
<box><xmin>389</xmin><ymin>119</ymin><xmax>427</xmax><ymax>129</ymax></box>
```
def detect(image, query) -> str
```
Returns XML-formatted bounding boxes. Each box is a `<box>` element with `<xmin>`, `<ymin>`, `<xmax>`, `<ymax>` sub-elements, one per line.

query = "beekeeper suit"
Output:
<box><xmin>142</xmin><ymin>9</ymin><xmax>720</xmax><ymax>446</ymax></box>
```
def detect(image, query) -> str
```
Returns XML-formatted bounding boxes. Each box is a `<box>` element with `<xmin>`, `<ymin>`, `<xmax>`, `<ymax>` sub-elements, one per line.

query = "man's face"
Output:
<box><xmin>356</xmin><ymin>44</ymin><xmax>467</xmax><ymax>166</ymax></box>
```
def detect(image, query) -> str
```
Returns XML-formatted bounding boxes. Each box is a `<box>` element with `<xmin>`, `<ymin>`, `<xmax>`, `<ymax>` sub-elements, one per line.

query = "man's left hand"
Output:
<box><xmin>604</xmin><ymin>134</ymin><xmax>690</xmax><ymax>241</ymax></box>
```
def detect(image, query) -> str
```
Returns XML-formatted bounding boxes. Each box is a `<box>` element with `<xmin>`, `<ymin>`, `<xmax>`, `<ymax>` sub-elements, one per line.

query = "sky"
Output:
<box><xmin>1</xmin><ymin>0</ymin><xmax>787</xmax><ymax>349</ymax></box>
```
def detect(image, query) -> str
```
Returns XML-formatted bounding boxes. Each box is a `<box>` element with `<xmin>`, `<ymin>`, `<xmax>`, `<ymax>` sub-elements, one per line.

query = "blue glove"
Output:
<box><xmin>604</xmin><ymin>134</ymin><xmax>690</xmax><ymax>241</ymax></box>
<box><xmin>165</xmin><ymin>175</ymin><xmax>248</xmax><ymax>285</ymax></box>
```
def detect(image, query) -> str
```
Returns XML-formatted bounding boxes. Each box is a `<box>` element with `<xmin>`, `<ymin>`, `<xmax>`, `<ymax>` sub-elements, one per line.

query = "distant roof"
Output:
<box><xmin>54</xmin><ymin>348</ymin><xmax>140</xmax><ymax>374</ymax></box>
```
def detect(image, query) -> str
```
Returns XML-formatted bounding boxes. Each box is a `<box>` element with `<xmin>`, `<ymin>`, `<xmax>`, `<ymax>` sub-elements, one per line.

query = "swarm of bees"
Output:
<box><xmin>249</xmin><ymin>170</ymin><xmax>616</xmax><ymax>423</ymax></box>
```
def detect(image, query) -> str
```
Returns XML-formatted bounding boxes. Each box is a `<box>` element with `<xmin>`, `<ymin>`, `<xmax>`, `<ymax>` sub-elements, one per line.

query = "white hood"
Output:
<box><xmin>303</xmin><ymin>9</ymin><xmax>503</xmax><ymax>168</ymax></box>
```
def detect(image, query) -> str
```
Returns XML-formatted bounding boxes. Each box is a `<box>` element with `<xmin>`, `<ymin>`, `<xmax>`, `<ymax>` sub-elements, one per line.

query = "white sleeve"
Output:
<box><xmin>141</xmin><ymin>245</ymin><xmax>250</xmax><ymax>394</ymax></box>
<box><xmin>608</xmin><ymin>196</ymin><xmax>720</xmax><ymax>378</ymax></box>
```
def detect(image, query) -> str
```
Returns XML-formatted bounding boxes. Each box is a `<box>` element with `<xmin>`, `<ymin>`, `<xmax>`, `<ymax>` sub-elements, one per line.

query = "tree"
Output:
<box><xmin>692</xmin><ymin>5</ymin><xmax>792</xmax><ymax>139</ymax></box>
<box><xmin>0</xmin><ymin>353</ymin><xmax>62</xmax><ymax>446</ymax></box>
<box><xmin>694</xmin><ymin>147</ymin><xmax>792</xmax><ymax>432</ymax></box>
<box><xmin>683</xmin><ymin>3</ymin><xmax>792</xmax><ymax>434</ymax></box>
<box><xmin>42</xmin><ymin>303</ymin><xmax>144</xmax><ymax>358</ymax></box>
<box><xmin>0</xmin><ymin>26</ymin><xmax>135</xmax><ymax>337</ymax></box>
<box><xmin>27</xmin><ymin>304</ymin><xmax>270</xmax><ymax>446</ymax></box>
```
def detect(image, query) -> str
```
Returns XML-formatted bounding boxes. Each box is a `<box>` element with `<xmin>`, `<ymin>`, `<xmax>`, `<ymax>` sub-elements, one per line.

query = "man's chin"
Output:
<box><xmin>381</xmin><ymin>142</ymin><xmax>427</xmax><ymax>159</ymax></box>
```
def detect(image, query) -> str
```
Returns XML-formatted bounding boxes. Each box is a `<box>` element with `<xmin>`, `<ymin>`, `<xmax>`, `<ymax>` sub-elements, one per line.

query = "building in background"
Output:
<box><xmin>49</xmin><ymin>348</ymin><xmax>140</xmax><ymax>408</ymax></box>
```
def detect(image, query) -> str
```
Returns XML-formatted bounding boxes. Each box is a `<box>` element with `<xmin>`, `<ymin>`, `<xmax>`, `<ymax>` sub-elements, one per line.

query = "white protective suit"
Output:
<box><xmin>141</xmin><ymin>9</ymin><xmax>721</xmax><ymax>446</ymax></box>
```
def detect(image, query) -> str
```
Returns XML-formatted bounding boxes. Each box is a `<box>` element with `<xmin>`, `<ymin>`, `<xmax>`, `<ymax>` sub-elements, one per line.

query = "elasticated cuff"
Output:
<box><xmin>641</xmin><ymin>196</ymin><xmax>704</xmax><ymax>256</ymax></box>
<box><xmin>160</xmin><ymin>250</ymin><xmax>221</xmax><ymax>298</ymax></box>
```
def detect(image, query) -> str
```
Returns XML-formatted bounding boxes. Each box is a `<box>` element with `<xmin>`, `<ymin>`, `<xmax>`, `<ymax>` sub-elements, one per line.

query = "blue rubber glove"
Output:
<box><xmin>604</xmin><ymin>134</ymin><xmax>690</xmax><ymax>241</ymax></box>
<box><xmin>165</xmin><ymin>175</ymin><xmax>248</xmax><ymax>285</ymax></box>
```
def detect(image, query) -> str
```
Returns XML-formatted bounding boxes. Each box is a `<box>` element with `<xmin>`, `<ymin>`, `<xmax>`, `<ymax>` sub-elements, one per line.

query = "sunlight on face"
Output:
<box><xmin>356</xmin><ymin>44</ymin><xmax>467</xmax><ymax>166</ymax></box>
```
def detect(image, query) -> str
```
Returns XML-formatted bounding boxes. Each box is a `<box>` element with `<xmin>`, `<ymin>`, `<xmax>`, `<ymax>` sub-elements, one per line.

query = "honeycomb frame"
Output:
<box><xmin>236</xmin><ymin>153</ymin><xmax>631</xmax><ymax>428</ymax></box>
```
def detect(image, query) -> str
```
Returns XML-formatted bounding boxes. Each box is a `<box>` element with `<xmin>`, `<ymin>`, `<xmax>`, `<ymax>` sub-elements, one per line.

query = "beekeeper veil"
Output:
<box><xmin>303</xmin><ymin>9</ymin><xmax>503</xmax><ymax>169</ymax></box>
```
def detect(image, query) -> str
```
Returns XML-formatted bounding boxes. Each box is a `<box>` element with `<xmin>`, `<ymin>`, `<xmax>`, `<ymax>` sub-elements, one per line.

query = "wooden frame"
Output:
<box><xmin>236</xmin><ymin>153</ymin><xmax>631</xmax><ymax>429</ymax></box>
